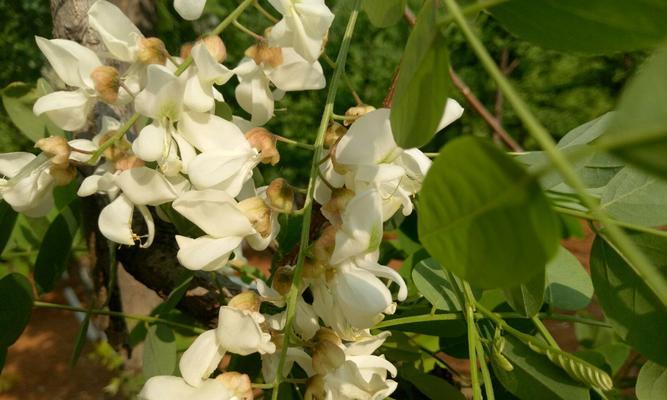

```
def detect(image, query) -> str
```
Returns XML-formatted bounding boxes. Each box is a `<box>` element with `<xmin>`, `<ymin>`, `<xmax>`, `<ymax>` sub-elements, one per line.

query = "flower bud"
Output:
<box><xmin>114</xmin><ymin>155</ymin><xmax>144</xmax><ymax>171</ymax></box>
<box><xmin>313</xmin><ymin>328</ymin><xmax>342</xmax><ymax>347</ymax></box>
<box><xmin>179</xmin><ymin>42</ymin><xmax>194</xmax><ymax>59</ymax></box>
<box><xmin>200</xmin><ymin>35</ymin><xmax>227</xmax><ymax>62</ymax></box>
<box><xmin>343</xmin><ymin>104</ymin><xmax>376</xmax><ymax>126</ymax></box>
<box><xmin>228</xmin><ymin>291</ymin><xmax>261</xmax><ymax>312</ymax></box>
<box><xmin>245</xmin><ymin>43</ymin><xmax>283</xmax><ymax>68</ymax></box>
<box><xmin>266</xmin><ymin>178</ymin><xmax>294</xmax><ymax>213</ymax></box>
<box><xmin>217</xmin><ymin>372</ymin><xmax>253</xmax><ymax>400</ymax></box>
<box><xmin>302</xmin><ymin>259</ymin><xmax>325</xmax><ymax>280</ymax></box>
<box><xmin>321</xmin><ymin>188</ymin><xmax>354</xmax><ymax>225</ymax></box>
<box><xmin>313</xmin><ymin>225</ymin><xmax>338</xmax><ymax>265</ymax></box>
<box><xmin>35</xmin><ymin>136</ymin><xmax>71</xmax><ymax>168</ymax></box>
<box><xmin>137</xmin><ymin>37</ymin><xmax>168</xmax><ymax>65</ymax></box>
<box><xmin>304</xmin><ymin>375</ymin><xmax>326</xmax><ymax>400</ymax></box>
<box><xmin>49</xmin><ymin>165</ymin><xmax>77</xmax><ymax>186</ymax></box>
<box><xmin>324</xmin><ymin>121</ymin><xmax>347</xmax><ymax>148</ymax></box>
<box><xmin>312</xmin><ymin>340</ymin><xmax>345</xmax><ymax>375</ymax></box>
<box><xmin>273</xmin><ymin>265</ymin><xmax>293</xmax><ymax>296</ymax></box>
<box><xmin>97</xmin><ymin>132</ymin><xmax>131</xmax><ymax>162</ymax></box>
<box><xmin>90</xmin><ymin>66</ymin><xmax>120</xmax><ymax>104</ymax></box>
<box><xmin>238</xmin><ymin>196</ymin><xmax>272</xmax><ymax>238</ymax></box>
<box><xmin>329</xmin><ymin>143</ymin><xmax>348</xmax><ymax>176</ymax></box>
<box><xmin>245</xmin><ymin>128</ymin><xmax>280</xmax><ymax>165</ymax></box>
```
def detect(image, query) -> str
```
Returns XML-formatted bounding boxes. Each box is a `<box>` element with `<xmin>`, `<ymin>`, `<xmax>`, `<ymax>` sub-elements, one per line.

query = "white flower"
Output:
<box><xmin>78</xmin><ymin>167</ymin><xmax>181</xmax><ymax>247</ymax></box>
<box><xmin>183</xmin><ymin>42</ymin><xmax>234</xmax><ymax>113</ymax></box>
<box><xmin>139</xmin><ymin>376</ymin><xmax>235</xmax><ymax>400</ymax></box>
<box><xmin>88</xmin><ymin>0</ymin><xmax>143</xmax><ymax>63</ymax></box>
<box><xmin>172</xmin><ymin>189</ymin><xmax>277</xmax><ymax>271</ymax></box>
<box><xmin>178</xmin><ymin>305</ymin><xmax>275</xmax><ymax>387</ymax></box>
<box><xmin>234</xmin><ymin>46</ymin><xmax>325</xmax><ymax>125</ymax></box>
<box><xmin>267</xmin><ymin>0</ymin><xmax>335</xmax><ymax>62</ymax></box>
<box><xmin>32</xmin><ymin>37</ymin><xmax>103</xmax><ymax>131</ymax></box>
<box><xmin>0</xmin><ymin>153</ymin><xmax>55</xmax><ymax>217</ymax></box>
<box><xmin>329</xmin><ymin>103</ymin><xmax>463</xmax><ymax>220</ymax></box>
<box><xmin>174</xmin><ymin>0</ymin><xmax>207</xmax><ymax>20</ymax></box>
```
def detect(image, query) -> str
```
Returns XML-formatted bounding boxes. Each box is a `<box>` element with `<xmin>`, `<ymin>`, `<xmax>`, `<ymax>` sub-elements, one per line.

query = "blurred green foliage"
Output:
<box><xmin>0</xmin><ymin>0</ymin><xmax>642</xmax><ymax>182</ymax></box>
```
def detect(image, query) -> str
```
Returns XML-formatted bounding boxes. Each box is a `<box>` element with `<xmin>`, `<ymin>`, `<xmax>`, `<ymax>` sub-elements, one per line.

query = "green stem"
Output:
<box><xmin>33</xmin><ymin>301</ymin><xmax>205</xmax><ymax>334</ymax></box>
<box><xmin>531</xmin><ymin>316</ymin><xmax>559</xmax><ymax>348</ymax></box>
<box><xmin>331</xmin><ymin>113</ymin><xmax>358</xmax><ymax>121</ymax></box>
<box><xmin>476</xmin><ymin>340</ymin><xmax>495</xmax><ymax>400</ymax></box>
<box><xmin>233</xmin><ymin>19</ymin><xmax>265</xmax><ymax>41</ymax></box>
<box><xmin>271</xmin><ymin>2</ymin><xmax>362</xmax><ymax>398</ymax></box>
<box><xmin>253</xmin><ymin>0</ymin><xmax>279</xmax><ymax>23</ymax></box>
<box><xmin>273</xmin><ymin>135</ymin><xmax>315</xmax><ymax>151</ymax></box>
<box><xmin>554</xmin><ymin>206</ymin><xmax>667</xmax><ymax>239</ymax></box>
<box><xmin>374</xmin><ymin>311</ymin><xmax>611</xmax><ymax>330</ymax></box>
<box><xmin>443</xmin><ymin>0</ymin><xmax>667</xmax><ymax>305</ymax></box>
<box><xmin>463</xmin><ymin>285</ymin><xmax>482</xmax><ymax>400</ymax></box>
<box><xmin>87</xmin><ymin>0</ymin><xmax>256</xmax><ymax>165</ymax></box>
<box><xmin>438</xmin><ymin>0</ymin><xmax>509</xmax><ymax>26</ymax></box>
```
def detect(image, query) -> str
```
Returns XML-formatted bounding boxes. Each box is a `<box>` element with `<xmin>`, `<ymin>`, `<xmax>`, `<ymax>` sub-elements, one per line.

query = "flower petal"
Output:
<box><xmin>0</xmin><ymin>152</ymin><xmax>36</xmax><ymax>178</ymax></box>
<box><xmin>179</xmin><ymin>329</ymin><xmax>226</xmax><ymax>387</ymax></box>
<box><xmin>172</xmin><ymin>189</ymin><xmax>253</xmax><ymax>237</ymax></box>
<box><xmin>216</xmin><ymin>307</ymin><xmax>276</xmax><ymax>355</ymax></box>
<box><xmin>135</xmin><ymin>64</ymin><xmax>184</xmax><ymax>121</ymax></box>
<box><xmin>266</xmin><ymin>48</ymin><xmax>325</xmax><ymax>91</ymax></box>
<box><xmin>330</xmin><ymin>189</ymin><xmax>383</xmax><ymax>265</ymax></box>
<box><xmin>132</xmin><ymin>122</ymin><xmax>168</xmax><ymax>162</ymax></box>
<box><xmin>186</xmin><ymin>149</ymin><xmax>257</xmax><ymax>196</ymax></box>
<box><xmin>175</xmin><ymin>235</ymin><xmax>243</xmax><ymax>271</ymax></box>
<box><xmin>234</xmin><ymin>61</ymin><xmax>274</xmax><ymax>126</ymax></box>
<box><xmin>174</xmin><ymin>0</ymin><xmax>207</xmax><ymax>20</ymax></box>
<box><xmin>114</xmin><ymin>167</ymin><xmax>178</xmax><ymax>205</ymax></box>
<box><xmin>88</xmin><ymin>0</ymin><xmax>142</xmax><ymax>62</ymax></box>
<box><xmin>335</xmin><ymin>108</ymin><xmax>400</xmax><ymax>166</ymax></box>
<box><xmin>436</xmin><ymin>98</ymin><xmax>464</xmax><ymax>132</ymax></box>
<box><xmin>139</xmin><ymin>376</ymin><xmax>233</xmax><ymax>400</ymax></box>
<box><xmin>33</xmin><ymin>90</ymin><xmax>94</xmax><ymax>131</ymax></box>
<box><xmin>35</xmin><ymin>37</ymin><xmax>101</xmax><ymax>88</ymax></box>
<box><xmin>98</xmin><ymin>194</ymin><xmax>135</xmax><ymax>245</ymax></box>
<box><xmin>178</xmin><ymin>111</ymin><xmax>248</xmax><ymax>152</ymax></box>
<box><xmin>191</xmin><ymin>42</ymin><xmax>234</xmax><ymax>85</ymax></box>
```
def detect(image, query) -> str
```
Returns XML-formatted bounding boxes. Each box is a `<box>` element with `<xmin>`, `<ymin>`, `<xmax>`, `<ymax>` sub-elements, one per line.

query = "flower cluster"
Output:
<box><xmin>0</xmin><ymin>1</ymin><xmax>463</xmax><ymax>398</ymax></box>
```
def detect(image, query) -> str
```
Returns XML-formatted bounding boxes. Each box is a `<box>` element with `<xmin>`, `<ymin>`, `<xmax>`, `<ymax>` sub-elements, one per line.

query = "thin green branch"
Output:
<box><xmin>271</xmin><ymin>2</ymin><xmax>362</xmax><ymax>398</ymax></box>
<box><xmin>443</xmin><ymin>0</ymin><xmax>667</xmax><ymax>305</ymax></box>
<box><xmin>438</xmin><ymin>0</ymin><xmax>509</xmax><ymax>26</ymax></box>
<box><xmin>273</xmin><ymin>135</ymin><xmax>315</xmax><ymax>150</ymax></box>
<box><xmin>233</xmin><ymin>19</ymin><xmax>265</xmax><ymax>41</ymax></box>
<box><xmin>554</xmin><ymin>206</ymin><xmax>667</xmax><ymax>239</ymax></box>
<box><xmin>531</xmin><ymin>316</ymin><xmax>559</xmax><ymax>348</ymax></box>
<box><xmin>33</xmin><ymin>301</ymin><xmax>205</xmax><ymax>334</ymax></box>
<box><xmin>253</xmin><ymin>0</ymin><xmax>279</xmax><ymax>23</ymax></box>
<box><xmin>87</xmin><ymin>0</ymin><xmax>256</xmax><ymax>165</ymax></box>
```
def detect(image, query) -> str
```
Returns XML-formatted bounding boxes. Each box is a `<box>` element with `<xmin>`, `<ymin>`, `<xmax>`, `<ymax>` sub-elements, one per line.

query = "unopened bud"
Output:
<box><xmin>245</xmin><ymin>43</ymin><xmax>283</xmax><ymax>68</ymax></box>
<box><xmin>217</xmin><ymin>372</ymin><xmax>253</xmax><ymax>400</ymax></box>
<box><xmin>90</xmin><ymin>66</ymin><xmax>120</xmax><ymax>104</ymax></box>
<box><xmin>245</xmin><ymin>128</ymin><xmax>280</xmax><ymax>165</ymax></box>
<box><xmin>266</xmin><ymin>178</ymin><xmax>294</xmax><ymax>213</ymax></box>
<box><xmin>329</xmin><ymin>143</ymin><xmax>348</xmax><ymax>175</ymax></box>
<box><xmin>321</xmin><ymin>188</ymin><xmax>354</xmax><ymax>224</ymax></box>
<box><xmin>49</xmin><ymin>165</ymin><xmax>77</xmax><ymax>186</ymax></box>
<box><xmin>98</xmin><ymin>132</ymin><xmax>131</xmax><ymax>161</ymax></box>
<box><xmin>313</xmin><ymin>328</ymin><xmax>342</xmax><ymax>347</ymax></box>
<box><xmin>302</xmin><ymin>259</ymin><xmax>325</xmax><ymax>280</ymax></box>
<box><xmin>114</xmin><ymin>155</ymin><xmax>144</xmax><ymax>171</ymax></box>
<box><xmin>344</xmin><ymin>104</ymin><xmax>376</xmax><ymax>126</ymax></box>
<box><xmin>313</xmin><ymin>225</ymin><xmax>338</xmax><ymax>264</ymax></box>
<box><xmin>137</xmin><ymin>37</ymin><xmax>168</xmax><ymax>65</ymax></box>
<box><xmin>228</xmin><ymin>291</ymin><xmax>261</xmax><ymax>312</ymax></box>
<box><xmin>324</xmin><ymin>121</ymin><xmax>347</xmax><ymax>148</ymax></box>
<box><xmin>180</xmin><ymin>42</ymin><xmax>194</xmax><ymax>59</ymax></box>
<box><xmin>200</xmin><ymin>35</ymin><xmax>227</xmax><ymax>62</ymax></box>
<box><xmin>273</xmin><ymin>266</ymin><xmax>293</xmax><ymax>296</ymax></box>
<box><xmin>312</xmin><ymin>340</ymin><xmax>345</xmax><ymax>375</ymax></box>
<box><xmin>304</xmin><ymin>375</ymin><xmax>326</xmax><ymax>400</ymax></box>
<box><xmin>35</xmin><ymin>136</ymin><xmax>70</xmax><ymax>168</ymax></box>
<box><xmin>238</xmin><ymin>196</ymin><xmax>272</xmax><ymax>238</ymax></box>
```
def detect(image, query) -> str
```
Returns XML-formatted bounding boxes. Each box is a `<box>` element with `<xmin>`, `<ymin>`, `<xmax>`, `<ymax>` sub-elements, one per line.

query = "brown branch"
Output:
<box><xmin>449</xmin><ymin>68</ymin><xmax>524</xmax><ymax>152</ymax></box>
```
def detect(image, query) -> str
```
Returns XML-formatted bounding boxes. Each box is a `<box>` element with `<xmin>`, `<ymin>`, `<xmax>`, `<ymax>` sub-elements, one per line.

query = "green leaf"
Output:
<box><xmin>390</xmin><ymin>0</ymin><xmax>451</xmax><ymax>148</ymax></box>
<box><xmin>418</xmin><ymin>136</ymin><xmax>560</xmax><ymax>289</ymax></box>
<box><xmin>600</xmin><ymin>48</ymin><xmax>667</xmax><ymax>177</ymax></box>
<box><xmin>412</xmin><ymin>258</ymin><xmax>463</xmax><ymax>311</ymax></box>
<box><xmin>0</xmin><ymin>273</ymin><xmax>34</xmax><ymax>348</ymax></box>
<box><xmin>545</xmin><ymin>246</ymin><xmax>593</xmax><ymax>311</ymax></box>
<box><xmin>401</xmin><ymin>365</ymin><xmax>465</xmax><ymax>400</ymax></box>
<box><xmin>362</xmin><ymin>0</ymin><xmax>406</xmax><ymax>27</ymax></box>
<box><xmin>503</xmin><ymin>269</ymin><xmax>545</xmax><ymax>317</ymax></box>
<box><xmin>151</xmin><ymin>272</ymin><xmax>193</xmax><ymax>317</ymax></box>
<box><xmin>601</xmin><ymin>167</ymin><xmax>667</xmax><ymax>227</ymax></box>
<box><xmin>590</xmin><ymin>234</ymin><xmax>667</xmax><ymax>365</ymax></box>
<box><xmin>34</xmin><ymin>208</ymin><xmax>79</xmax><ymax>293</ymax></box>
<box><xmin>491</xmin><ymin>336</ymin><xmax>590</xmax><ymax>400</ymax></box>
<box><xmin>637</xmin><ymin>361</ymin><xmax>667</xmax><ymax>400</ymax></box>
<box><xmin>1</xmin><ymin>81</ymin><xmax>59</xmax><ymax>142</ymax></box>
<box><xmin>69</xmin><ymin>313</ymin><xmax>91</xmax><ymax>368</ymax></box>
<box><xmin>143</xmin><ymin>324</ymin><xmax>177</xmax><ymax>379</ymax></box>
<box><xmin>492</xmin><ymin>0</ymin><xmax>667</xmax><ymax>54</ymax></box>
<box><xmin>0</xmin><ymin>201</ymin><xmax>19</xmax><ymax>256</ymax></box>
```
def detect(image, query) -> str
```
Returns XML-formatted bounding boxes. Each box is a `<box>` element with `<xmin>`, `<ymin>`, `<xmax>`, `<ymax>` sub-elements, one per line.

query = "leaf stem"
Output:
<box><xmin>554</xmin><ymin>206</ymin><xmax>667</xmax><ymax>239</ymax></box>
<box><xmin>438</xmin><ymin>0</ymin><xmax>509</xmax><ymax>26</ymax></box>
<box><xmin>270</xmin><ymin>2</ymin><xmax>362</xmax><ymax>398</ymax></box>
<box><xmin>273</xmin><ymin>135</ymin><xmax>315</xmax><ymax>150</ymax></box>
<box><xmin>443</xmin><ymin>0</ymin><xmax>667</xmax><ymax>305</ymax></box>
<box><xmin>33</xmin><ymin>300</ymin><xmax>205</xmax><ymax>334</ymax></box>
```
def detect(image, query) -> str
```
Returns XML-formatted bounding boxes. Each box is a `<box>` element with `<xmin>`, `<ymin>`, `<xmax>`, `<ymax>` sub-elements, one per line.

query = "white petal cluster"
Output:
<box><xmin>0</xmin><ymin>1</ymin><xmax>464</xmax><ymax>398</ymax></box>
